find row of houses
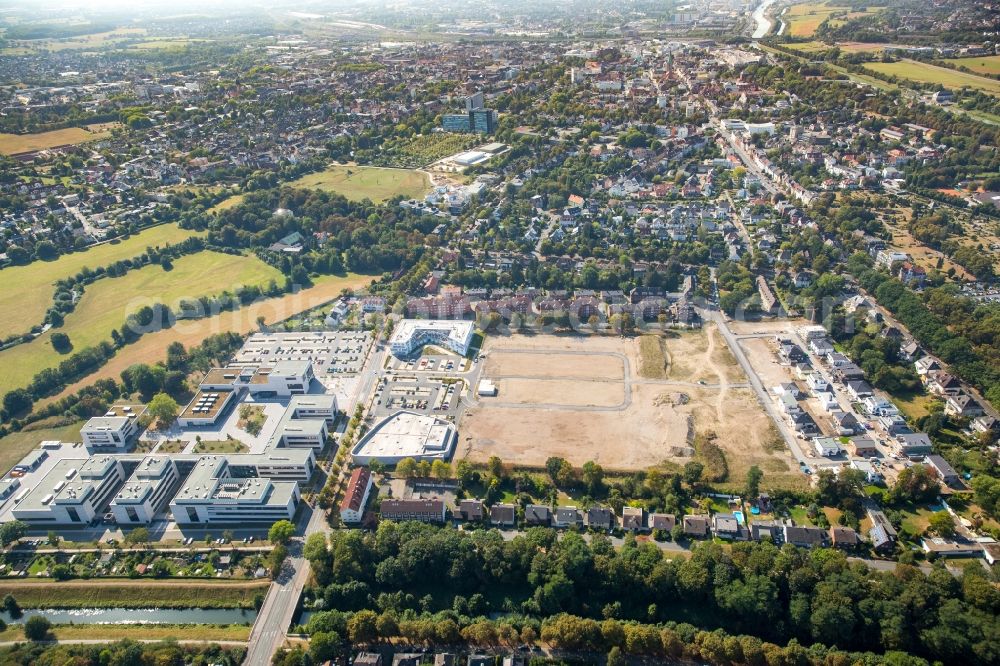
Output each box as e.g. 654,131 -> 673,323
364,492 -> 868,550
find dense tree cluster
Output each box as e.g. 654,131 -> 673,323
302,523 -> 999,664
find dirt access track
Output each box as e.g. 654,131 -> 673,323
459,326 -> 801,483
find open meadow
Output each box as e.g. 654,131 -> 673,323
0,250 -> 282,392
942,54 -> 1000,76
0,578 -> 269,609
0,223 -> 205,339
35,271 -> 376,409
0,123 -> 119,156
784,3 -> 847,37
865,60 -> 1000,96
460,328 -> 802,486
287,164 -> 430,203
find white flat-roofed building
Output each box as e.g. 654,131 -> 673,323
288,394 -> 337,424
81,404 -> 145,452
110,457 -> 180,525
225,450 -> 317,482
247,360 -> 313,397
267,396 -> 335,451
170,456 -> 301,525
351,410 -> 457,464
13,456 -> 123,526
177,388 -> 239,427
389,319 -> 475,357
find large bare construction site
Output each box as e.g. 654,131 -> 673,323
459,325 -> 803,486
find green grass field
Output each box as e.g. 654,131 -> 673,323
0,123 -> 118,156
0,579 -> 269,609
0,623 -> 251,642
0,418 -> 83,475
942,54 -> 1000,76
865,60 -> 1000,96
0,250 -> 282,392
287,164 -> 430,203
0,223 -> 205,339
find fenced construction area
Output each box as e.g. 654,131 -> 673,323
459,327 -> 801,485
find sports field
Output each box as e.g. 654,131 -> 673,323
0,251 -> 282,392
35,272 -> 376,409
943,55 -> 1000,76
0,223 -> 205,339
0,123 -> 119,155
865,60 -> 1000,96
287,164 -> 430,203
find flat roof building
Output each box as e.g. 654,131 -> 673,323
110,456 -> 180,525
13,456 -> 124,526
81,404 -> 145,452
351,411 -> 458,465
170,456 -> 301,525
389,319 -> 474,357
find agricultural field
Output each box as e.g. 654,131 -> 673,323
287,164 -> 430,203
942,54 -> 1000,76
128,38 -> 210,51
787,41 -> 903,55
36,272 -> 375,408
459,328 -> 800,486
10,27 -> 148,52
865,60 -> 1000,97
0,223 -> 205,339
0,251 -> 283,392
0,123 -> 119,156
784,3 -> 850,38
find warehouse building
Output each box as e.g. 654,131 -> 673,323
351,411 -> 457,465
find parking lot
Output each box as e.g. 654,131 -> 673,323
231,331 -> 374,383
370,352 -> 478,422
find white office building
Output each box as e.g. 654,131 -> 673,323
247,360 -> 314,397
13,456 -> 124,525
351,411 -> 457,464
110,457 -> 180,525
389,319 -> 475,357
81,404 -> 145,452
170,456 -> 301,525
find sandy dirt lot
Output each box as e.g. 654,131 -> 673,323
667,325 -> 746,384
460,331 -> 801,484
485,350 -> 624,380
495,378 -> 624,407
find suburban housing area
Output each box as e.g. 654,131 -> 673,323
0,0 -> 998,665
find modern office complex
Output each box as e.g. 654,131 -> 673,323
169,455 -> 303,525
389,319 -> 475,357
440,108 -> 498,134
81,404 -> 145,452
13,456 -> 125,526
351,410 -> 457,465
110,457 -> 180,525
